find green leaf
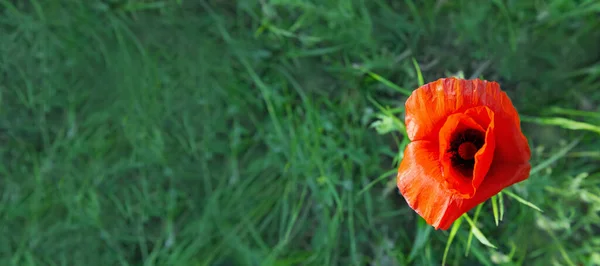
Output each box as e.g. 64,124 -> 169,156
463,214 -> 497,249
366,95 -> 408,136
412,58 -> 424,86
491,195 -> 499,226
442,216 -> 463,266
446,70 -> 465,79
369,114 -> 402,135
502,190 -> 543,212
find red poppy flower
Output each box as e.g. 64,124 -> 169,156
397,77 -> 531,230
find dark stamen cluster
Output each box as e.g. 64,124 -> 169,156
447,129 -> 485,177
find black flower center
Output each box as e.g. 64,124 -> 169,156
448,129 -> 485,176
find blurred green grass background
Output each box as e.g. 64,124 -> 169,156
1,0 -> 599,265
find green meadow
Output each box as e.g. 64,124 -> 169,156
1,0 -> 599,265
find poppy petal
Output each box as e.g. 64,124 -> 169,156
464,106 -> 496,192
494,115 -> 530,163
438,113 -> 485,197
435,161 -> 531,230
397,141 -> 453,229
405,78 -> 529,164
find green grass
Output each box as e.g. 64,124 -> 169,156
1,0 -> 599,265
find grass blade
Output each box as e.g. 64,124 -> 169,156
544,226 -> 577,266
364,71 -> 412,96
491,195 -> 499,226
548,107 -> 600,118
412,58 -> 424,86
502,190 -> 543,212
358,169 -> 397,195
521,115 -> 600,135
442,216 -> 463,266
465,204 -> 483,256
463,214 -> 497,249
408,218 -> 433,262
499,192 -> 504,221
530,137 -> 581,175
